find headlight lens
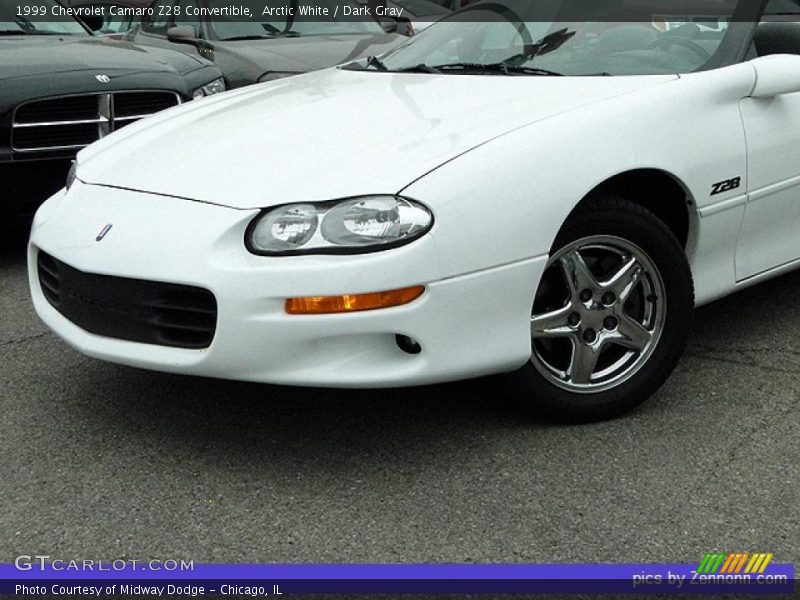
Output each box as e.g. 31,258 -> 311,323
258,71 -> 300,83
250,204 -> 319,253
193,77 -> 226,99
66,161 -> 77,191
247,196 -> 433,256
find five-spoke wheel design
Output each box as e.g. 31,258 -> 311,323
530,235 -> 666,393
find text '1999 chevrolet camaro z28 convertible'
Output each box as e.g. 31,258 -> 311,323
28,0 -> 800,422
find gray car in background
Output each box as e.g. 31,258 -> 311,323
128,0 -> 405,88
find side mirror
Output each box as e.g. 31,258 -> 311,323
378,17 -> 398,34
166,25 -> 198,43
750,54 -> 800,98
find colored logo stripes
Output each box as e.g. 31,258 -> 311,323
697,552 -> 774,574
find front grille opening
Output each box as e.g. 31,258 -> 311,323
115,92 -> 179,118
37,251 -> 217,350
147,293 -> 218,348
15,95 -> 99,124
37,252 -> 61,306
13,123 -> 99,151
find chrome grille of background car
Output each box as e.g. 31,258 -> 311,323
12,92 -> 181,152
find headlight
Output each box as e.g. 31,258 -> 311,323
258,71 -> 301,83
66,161 -> 77,191
193,77 -> 226,99
246,196 -> 433,256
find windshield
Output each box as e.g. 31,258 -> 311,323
377,0 -> 748,76
0,0 -> 90,36
211,0 -> 385,40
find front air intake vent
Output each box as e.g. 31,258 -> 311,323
37,251 -> 217,349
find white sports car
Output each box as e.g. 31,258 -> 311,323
28,0 -> 800,421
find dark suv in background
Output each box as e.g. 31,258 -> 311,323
0,0 -> 225,224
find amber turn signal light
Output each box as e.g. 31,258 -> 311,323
286,286 -> 425,315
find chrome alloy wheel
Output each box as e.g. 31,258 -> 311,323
530,235 -> 667,393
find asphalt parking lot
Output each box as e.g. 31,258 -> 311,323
1,228 -> 798,567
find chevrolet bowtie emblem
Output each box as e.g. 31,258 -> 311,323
96,224 -> 113,242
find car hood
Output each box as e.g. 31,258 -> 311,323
78,68 -> 677,209
219,33 -> 405,73
0,36 -> 203,81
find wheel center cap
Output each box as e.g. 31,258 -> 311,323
577,297 -> 617,342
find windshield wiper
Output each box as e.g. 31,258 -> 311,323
364,57 -> 439,73
505,28 -> 577,66
395,63 -> 441,73
357,59 -> 604,77
366,55 -> 388,71
221,22 -> 301,40
220,34 -> 276,41
432,62 -> 564,76
0,29 -> 69,36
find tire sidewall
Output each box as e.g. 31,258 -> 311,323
513,197 -> 694,422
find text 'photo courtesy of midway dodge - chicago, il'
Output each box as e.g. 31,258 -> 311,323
27,0 -> 800,422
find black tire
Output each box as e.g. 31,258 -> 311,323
508,194 -> 694,423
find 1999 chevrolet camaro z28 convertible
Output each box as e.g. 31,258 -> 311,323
27,0 -> 800,421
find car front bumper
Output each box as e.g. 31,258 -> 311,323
28,182 -> 547,387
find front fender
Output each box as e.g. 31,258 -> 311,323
401,63 -> 755,302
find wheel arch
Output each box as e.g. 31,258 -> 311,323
568,168 -> 697,249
